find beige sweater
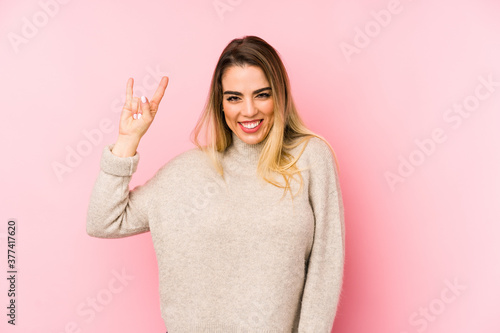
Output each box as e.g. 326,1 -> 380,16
86,131 -> 345,333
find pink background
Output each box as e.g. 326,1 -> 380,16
1,0 -> 499,332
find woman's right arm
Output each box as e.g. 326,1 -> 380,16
86,76 -> 169,238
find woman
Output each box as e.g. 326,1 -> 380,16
87,35 -> 345,333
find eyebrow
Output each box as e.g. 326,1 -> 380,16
223,87 -> 272,96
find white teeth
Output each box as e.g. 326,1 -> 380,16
241,120 -> 261,129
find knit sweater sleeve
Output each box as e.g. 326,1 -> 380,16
86,143 -> 157,238
298,138 -> 346,333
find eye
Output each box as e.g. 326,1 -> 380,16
226,96 -> 240,102
257,92 -> 271,98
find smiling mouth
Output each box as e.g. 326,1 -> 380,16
239,119 -> 263,129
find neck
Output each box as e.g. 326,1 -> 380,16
227,131 -> 266,163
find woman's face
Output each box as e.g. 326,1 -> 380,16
221,64 -> 274,145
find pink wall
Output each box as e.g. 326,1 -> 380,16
1,0 -> 499,332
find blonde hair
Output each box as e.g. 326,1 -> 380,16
190,35 -> 340,201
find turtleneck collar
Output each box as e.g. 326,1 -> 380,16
227,131 -> 266,163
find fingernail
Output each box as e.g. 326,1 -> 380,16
141,96 -> 146,103
133,114 -> 137,119
137,113 -> 142,119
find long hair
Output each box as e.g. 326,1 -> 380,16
190,35 -> 340,201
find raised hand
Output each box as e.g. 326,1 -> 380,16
112,76 -> 169,157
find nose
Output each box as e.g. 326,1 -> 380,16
241,99 -> 258,118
